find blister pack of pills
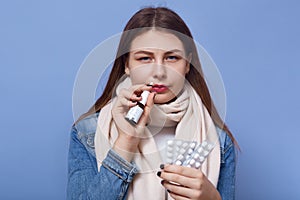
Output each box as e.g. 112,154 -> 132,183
165,139 -> 196,164
165,139 -> 215,169
183,140 -> 215,169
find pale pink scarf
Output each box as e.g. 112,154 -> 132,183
95,78 -> 220,200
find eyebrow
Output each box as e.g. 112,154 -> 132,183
165,49 -> 184,55
133,50 -> 153,55
133,49 -> 184,55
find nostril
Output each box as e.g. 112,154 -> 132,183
153,65 -> 167,79
153,73 -> 166,79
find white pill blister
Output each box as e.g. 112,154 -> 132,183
165,139 -> 197,164
183,140 -> 215,169
173,141 -> 198,166
165,139 -> 215,170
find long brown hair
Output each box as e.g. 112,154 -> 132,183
75,7 -> 238,147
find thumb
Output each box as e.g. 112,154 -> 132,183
138,92 -> 156,126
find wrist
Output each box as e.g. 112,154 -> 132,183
113,135 -> 140,162
114,136 -> 139,152
116,133 -> 140,150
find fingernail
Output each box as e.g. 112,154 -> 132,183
160,180 -> 164,185
157,171 -> 161,177
167,189 -> 171,193
153,92 -> 157,98
160,164 -> 164,169
147,82 -> 154,86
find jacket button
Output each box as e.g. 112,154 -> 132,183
86,134 -> 95,148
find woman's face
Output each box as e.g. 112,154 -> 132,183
126,30 -> 190,104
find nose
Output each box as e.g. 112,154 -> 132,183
152,63 -> 166,80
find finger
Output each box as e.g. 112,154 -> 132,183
138,92 -> 156,126
131,84 -> 153,97
159,170 -> 201,189
119,98 -> 137,108
119,84 -> 152,102
118,88 -> 142,102
162,181 -> 194,200
168,191 -> 190,200
146,92 -> 156,107
163,164 -> 204,179
143,92 -> 155,113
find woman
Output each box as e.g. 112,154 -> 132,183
68,7 -> 237,200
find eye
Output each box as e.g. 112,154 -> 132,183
166,55 -> 179,61
137,57 -> 152,62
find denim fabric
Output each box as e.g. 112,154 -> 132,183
216,127 -> 236,200
67,113 -> 236,200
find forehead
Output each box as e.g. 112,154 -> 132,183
130,30 -> 184,52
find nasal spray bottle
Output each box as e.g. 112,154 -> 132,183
125,83 -> 153,125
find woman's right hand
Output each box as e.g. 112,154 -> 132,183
111,84 -> 155,162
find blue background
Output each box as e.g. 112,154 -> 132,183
1,0 -> 299,199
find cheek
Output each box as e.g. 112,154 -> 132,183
128,65 -> 152,84
168,69 -> 186,93
173,78 -> 185,96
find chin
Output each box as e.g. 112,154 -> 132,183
153,94 -> 176,104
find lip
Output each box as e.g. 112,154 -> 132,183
151,84 -> 169,93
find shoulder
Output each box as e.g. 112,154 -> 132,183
216,126 -> 233,151
216,127 -> 236,199
216,126 -> 235,164
73,112 -> 99,134
71,112 -> 99,154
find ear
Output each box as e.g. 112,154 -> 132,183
125,61 -> 130,75
125,67 -> 130,75
185,53 -> 192,74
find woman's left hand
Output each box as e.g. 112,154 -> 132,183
159,164 -> 221,200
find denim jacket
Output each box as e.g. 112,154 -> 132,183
67,112 -> 236,200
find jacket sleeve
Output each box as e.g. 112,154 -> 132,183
217,131 -> 236,200
67,126 -> 138,200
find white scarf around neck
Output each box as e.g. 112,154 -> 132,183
95,77 -> 220,200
